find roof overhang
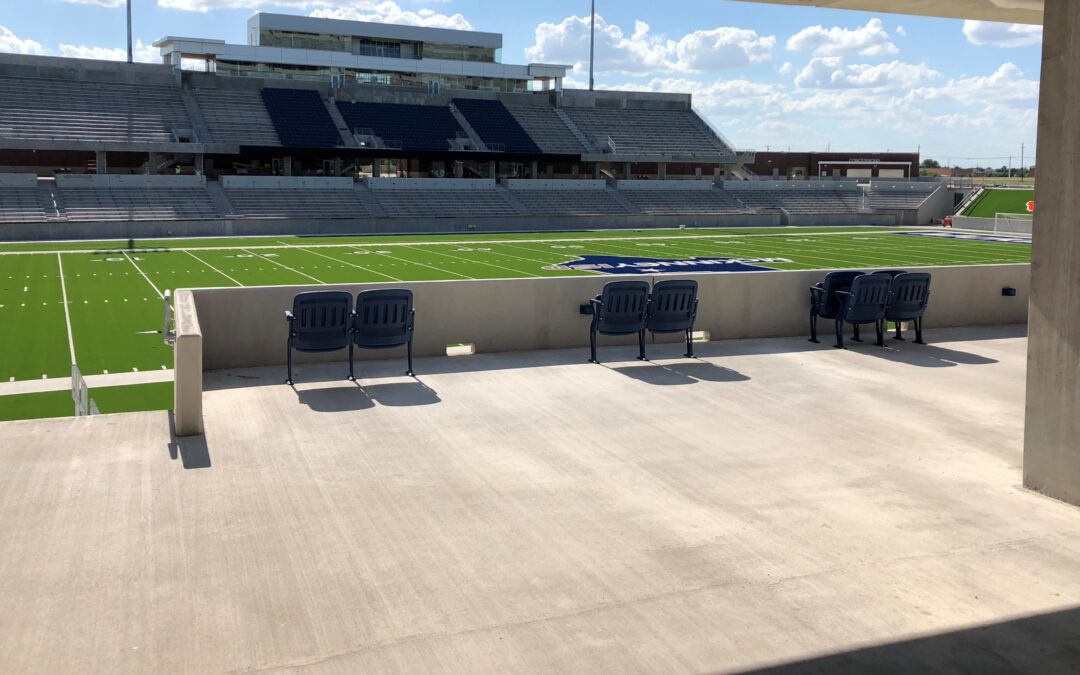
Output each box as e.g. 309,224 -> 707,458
730,0 -> 1043,24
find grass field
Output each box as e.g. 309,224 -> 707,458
962,188 -> 1035,218
0,382 -> 172,422
0,225 -> 1031,389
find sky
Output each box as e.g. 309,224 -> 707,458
0,0 -> 1043,165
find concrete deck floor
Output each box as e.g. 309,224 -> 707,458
2,325 -> 1080,673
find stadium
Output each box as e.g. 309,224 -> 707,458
2,1 -> 1080,672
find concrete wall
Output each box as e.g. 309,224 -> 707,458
722,180 -> 861,192
784,213 -> 898,227
506,180 -> 607,191
916,185 -> 953,225
0,173 -> 37,187
364,178 -> 498,190
615,180 -> 715,191
220,176 -> 354,190
1023,0 -> 1080,506
54,174 -> 207,188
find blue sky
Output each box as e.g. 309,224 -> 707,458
0,0 -> 1043,165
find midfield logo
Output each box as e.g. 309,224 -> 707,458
546,254 -> 790,275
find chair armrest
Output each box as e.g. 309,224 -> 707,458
284,310 -> 294,322
835,290 -> 852,298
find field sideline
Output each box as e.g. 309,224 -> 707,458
0,226 -> 1030,386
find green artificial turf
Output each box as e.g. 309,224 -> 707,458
0,226 -> 1031,386
0,382 -> 173,422
962,188 -> 1035,218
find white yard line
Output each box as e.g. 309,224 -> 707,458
123,251 -> 163,297
184,250 -> 244,286
242,248 -> 325,284
276,241 -> 402,282
407,245 -> 540,278
55,253 -> 76,365
362,247 -> 474,280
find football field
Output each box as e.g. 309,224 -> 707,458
0,226 -> 1031,386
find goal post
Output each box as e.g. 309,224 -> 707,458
994,212 -> 1034,234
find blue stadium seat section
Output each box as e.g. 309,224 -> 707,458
261,88 -> 342,148
452,98 -> 541,154
336,101 -> 464,152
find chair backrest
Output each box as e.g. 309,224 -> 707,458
596,281 -> 650,334
817,271 -> 866,319
873,269 -> 908,278
842,274 -> 892,323
353,289 -> 413,348
885,272 -> 932,321
290,291 -> 352,351
646,280 -> 698,333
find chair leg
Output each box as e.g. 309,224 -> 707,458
809,309 -> 819,343
894,320 -> 905,341
834,320 -> 845,349
685,328 -> 695,358
914,318 -> 926,345
286,341 -> 294,385
347,341 -> 355,381
852,324 -> 862,342
637,329 -> 647,361
588,324 -> 598,364
406,338 -> 415,377
876,320 -> 885,347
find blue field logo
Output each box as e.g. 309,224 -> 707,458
547,254 -> 789,274
896,231 -> 1032,245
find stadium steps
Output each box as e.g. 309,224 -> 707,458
353,184 -> 387,218
562,107 -> 728,156
55,186 -> 219,222
223,188 -> 370,219
205,182 -> 236,218
38,183 -> 63,222
497,185 -> 530,216
193,89 -> 280,146
554,108 -> 597,153
325,98 -> 360,148
447,103 -> 488,151
607,187 -> 641,214
504,105 -> 588,155
180,88 -> 211,144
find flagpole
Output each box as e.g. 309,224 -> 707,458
127,0 -> 133,64
589,0 -> 595,91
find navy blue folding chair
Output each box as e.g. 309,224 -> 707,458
809,271 -> 865,343
834,274 -> 892,349
350,289 -> 416,379
885,272 -> 932,343
588,281 -> 650,363
284,291 -> 353,385
873,269 -> 908,279
646,280 -> 699,358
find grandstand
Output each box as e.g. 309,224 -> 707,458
723,184 -> 863,213
619,182 -> 750,215
53,176 -> 217,222
506,181 -> 632,216
561,106 -> 729,156
193,88 -> 280,146
452,99 -> 540,154
368,181 -> 520,218
336,101 -> 465,151
261,88 -> 342,148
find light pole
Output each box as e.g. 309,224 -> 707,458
126,0 -> 133,64
589,0 -> 595,91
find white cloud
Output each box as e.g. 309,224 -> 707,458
962,20 -> 1042,47
0,24 -> 45,55
59,0 -> 125,6
795,57 -> 939,90
309,4 -> 472,30
906,62 -> 1039,105
58,40 -> 158,63
787,18 -> 898,56
896,26 -> 907,38
526,14 -> 774,76
156,0 -> 470,29
778,61 -> 794,76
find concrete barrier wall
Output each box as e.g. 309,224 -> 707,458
0,173 -> 37,187
364,178 -> 498,190
723,180 -> 861,192
220,176 -> 354,190
870,180 -> 941,192
186,263 -> 1029,372
54,174 -> 207,188
615,180 -> 715,191
784,213 -> 898,227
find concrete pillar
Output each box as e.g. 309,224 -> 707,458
623,163 -> 632,179
454,161 -> 463,179
658,163 -> 668,180
530,161 -> 538,179
194,154 -> 205,175
1024,0 -> 1080,506
94,150 -> 107,175
372,159 -> 381,178
147,152 -> 160,175
591,165 -> 599,180
488,161 -> 497,178
282,156 -> 292,177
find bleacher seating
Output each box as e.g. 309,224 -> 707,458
225,189 -> 369,219
562,107 -> 726,155
511,189 -> 631,216
371,190 -> 518,218
868,190 -> 934,209
452,99 -> 540,154
0,76 -> 191,143
194,89 -> 280,146
620,188 -> 749,215
505,106 -> 588,154
56,187 -> 218,222
261,88 -> 342,148
336,101 -> 463,152
0,187 -> 46,223
725,188 -> 860,213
